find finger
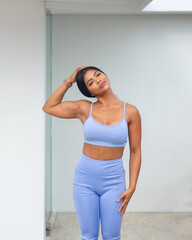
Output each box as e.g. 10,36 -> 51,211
77,66 -> 85,72
118,200 -> 128,213
122,203 -> 129,215
81,65 -> 88,70
117,196 -> 122,202
121,206 -> 126,216
78,66 -> 84,70
79,66 -> 86,69
118,206 -> 122,213
118,202 -> 124,213
77,66 -> 85,70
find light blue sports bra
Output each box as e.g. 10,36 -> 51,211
83,102 -> 128,147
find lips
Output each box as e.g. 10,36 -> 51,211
100,81 -> 105,88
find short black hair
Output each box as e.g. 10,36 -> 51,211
76,66 -> 107,98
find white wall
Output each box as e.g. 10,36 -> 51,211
0,1 -> 46,240
52,14 -> 192,212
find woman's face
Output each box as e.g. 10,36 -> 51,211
83,69 -> 110,96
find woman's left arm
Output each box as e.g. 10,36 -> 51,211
117,105 -> 142,215
128,106 -> 142,192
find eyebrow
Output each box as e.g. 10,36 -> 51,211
87,70 -> 97,84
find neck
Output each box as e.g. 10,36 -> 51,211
95,88 -> 120,106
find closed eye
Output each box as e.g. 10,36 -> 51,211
89,73 -> 101,86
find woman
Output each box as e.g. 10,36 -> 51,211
42,65 -> 142,240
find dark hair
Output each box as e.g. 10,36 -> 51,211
76,66 -> 107,98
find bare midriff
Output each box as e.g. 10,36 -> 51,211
82,142 -> 125,161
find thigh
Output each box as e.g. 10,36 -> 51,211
73,168 -> 100,240
99,174 -> 126,240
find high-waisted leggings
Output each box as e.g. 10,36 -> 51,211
73,152 -> 126,240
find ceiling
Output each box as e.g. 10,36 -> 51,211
45,0 -> 192,14
45,0 -> 153,14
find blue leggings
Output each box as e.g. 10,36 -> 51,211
73,152 -> 126,240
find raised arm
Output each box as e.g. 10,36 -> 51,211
42,82 -> 81,119
42,66 -> 86,119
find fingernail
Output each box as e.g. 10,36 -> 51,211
117,199 -> 119,202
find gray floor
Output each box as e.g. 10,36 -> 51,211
47,212 -> 192,240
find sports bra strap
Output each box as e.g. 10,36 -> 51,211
123,102 -> 126,118
89,102 -> 93,116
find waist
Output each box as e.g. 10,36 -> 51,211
83,142 -> 124,160
75,152 -> 125,178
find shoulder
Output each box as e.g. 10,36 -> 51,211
76,99 -> 92,109
125,102 -> 141,123
76,99 -> 92,105
76,99 -> 93,117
